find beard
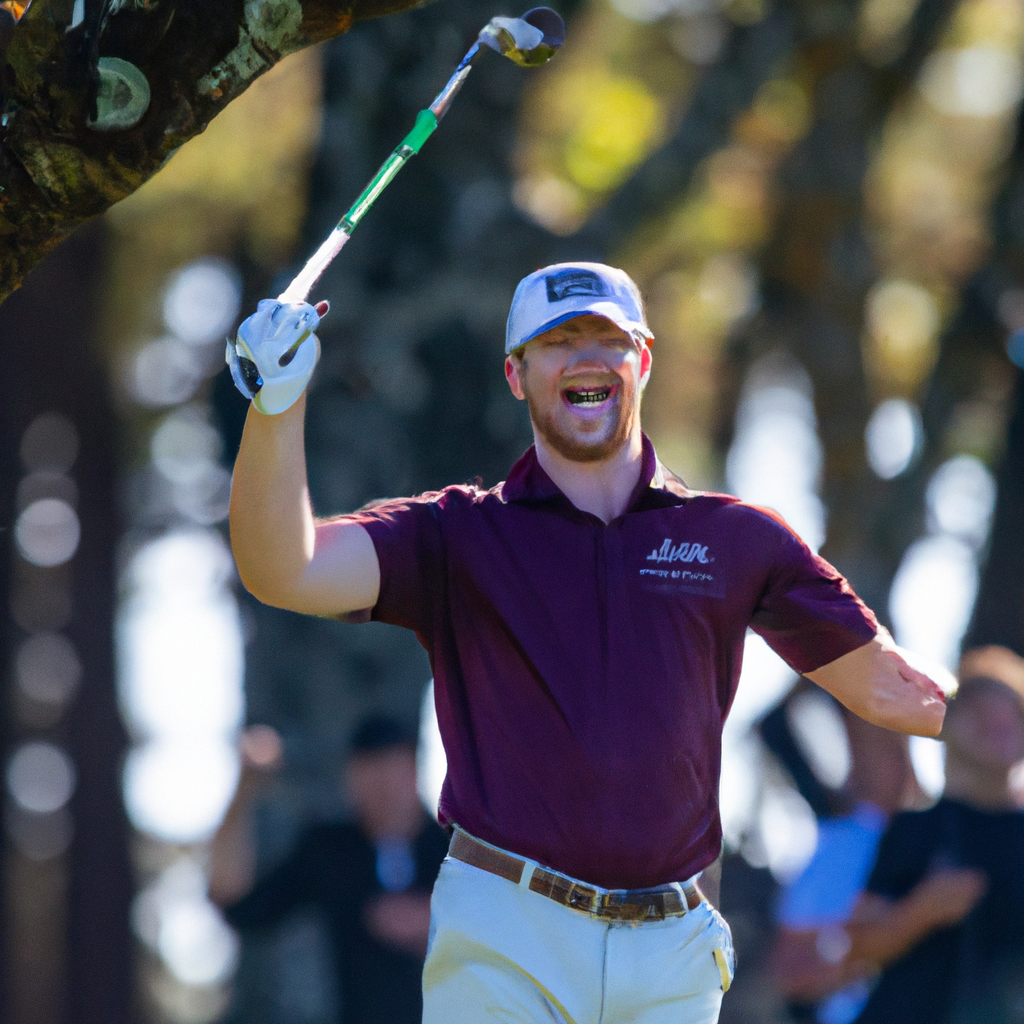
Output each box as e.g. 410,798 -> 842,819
523,375 -> 637,464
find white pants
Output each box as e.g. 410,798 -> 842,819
423,854 -> 735,1024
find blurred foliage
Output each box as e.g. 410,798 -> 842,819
513,4 -> 690,231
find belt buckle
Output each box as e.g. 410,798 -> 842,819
565,881 -> 596,914
625,890 -> 664,923
536,865 -> 689,923
587,888 -> 660,923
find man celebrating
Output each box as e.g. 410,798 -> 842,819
227,262 -> 947,1024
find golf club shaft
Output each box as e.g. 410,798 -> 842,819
277,46 -> 483,305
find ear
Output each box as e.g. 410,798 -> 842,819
505,355 -> 526,400
639,341 -> 653,389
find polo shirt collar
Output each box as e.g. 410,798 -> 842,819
501,433 -> 686,512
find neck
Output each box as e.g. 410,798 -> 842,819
943,751 -> 1019,811
533,428 -> 645,523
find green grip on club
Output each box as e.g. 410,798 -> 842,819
405,108 -> 439,152
340,109 -> 439,233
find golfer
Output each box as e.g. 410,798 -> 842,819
227,262 -> 947,1024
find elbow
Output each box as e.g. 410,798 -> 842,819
231,550 -> 298,612
228,523 -> 304,611
231,548 -> 272,605
234,558 -> 268,604
235,567 -> 301,613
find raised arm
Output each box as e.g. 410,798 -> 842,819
807,630 -> 948,736
227,300 -> 380,616
208,725 -> 285,907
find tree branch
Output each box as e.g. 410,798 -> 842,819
0,0 -> 432,303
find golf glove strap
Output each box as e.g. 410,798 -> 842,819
227,299 -> 324,415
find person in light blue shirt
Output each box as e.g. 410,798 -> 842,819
773,708 -> 921,1024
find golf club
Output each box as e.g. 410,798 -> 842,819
276,7 -> 566,306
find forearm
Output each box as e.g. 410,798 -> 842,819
207,789 -> 260,907
846,894 -> 943,971
229,396 -> 317,607
807,633 -> 947,736
773,928 -> 868,1002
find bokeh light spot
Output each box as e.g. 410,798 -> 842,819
15,498 -> 81,567
910,735 -> 946,799
726,356 -> 825,551
890,535 -> 978,668
925,455 -> 996,546
787,689 -> 851,790
159,899 -> 239,986
162,258 -> 242,348
919,45 -> 1024,117
6,805 -> 74,861
132,337 -> 204,407
150,407 -> 224,485
123,739 -> 240,844
20,412 -> 79,474
15,631 -> 82,706
7,741 -> 76,814
865,398 -> 923,479
865,280 -> 940,393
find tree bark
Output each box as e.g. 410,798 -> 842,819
0,0 -> 430,305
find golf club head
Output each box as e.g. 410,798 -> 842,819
479,7 -> 566,67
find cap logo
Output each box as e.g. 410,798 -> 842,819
545,269 -> 609,303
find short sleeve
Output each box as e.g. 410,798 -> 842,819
342,495 -> 444,635
747,507 -> 878,674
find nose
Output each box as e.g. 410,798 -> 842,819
566,342 -> 619,369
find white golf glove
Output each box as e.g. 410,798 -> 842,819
226,299 -> 327,415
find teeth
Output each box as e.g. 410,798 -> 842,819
566,388 -> 611,406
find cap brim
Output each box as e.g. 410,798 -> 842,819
508,305 -> 653,355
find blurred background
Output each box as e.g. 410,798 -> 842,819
1,0 -> 1023,1020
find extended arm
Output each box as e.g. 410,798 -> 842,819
227,300 -> 380,616
772,867 -> 986,1000
807,631 -> 948,736
772,925 -> 868,1003
845,868 -> 986,972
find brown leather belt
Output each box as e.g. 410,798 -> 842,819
449,829 -> 703,922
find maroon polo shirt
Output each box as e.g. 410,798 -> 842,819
344,435 -> 878,889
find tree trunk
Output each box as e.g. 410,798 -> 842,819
965,369 -> 1024,656
0,220 -> 132,1024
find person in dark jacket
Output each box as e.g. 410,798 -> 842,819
208,715 -> 449,1024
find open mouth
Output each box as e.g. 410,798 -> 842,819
564,387 -> 613,406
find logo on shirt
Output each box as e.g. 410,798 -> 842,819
638,537 -> 722,596
646,538 -> 711,565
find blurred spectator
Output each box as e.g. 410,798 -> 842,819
847,646 -> 1024,1024
772,705 -> 921,1024
758,684 -> 846,822
208,715 -> 449,1024
718,852 -> 789,1024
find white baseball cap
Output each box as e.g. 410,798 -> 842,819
505,262 -> 653,355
